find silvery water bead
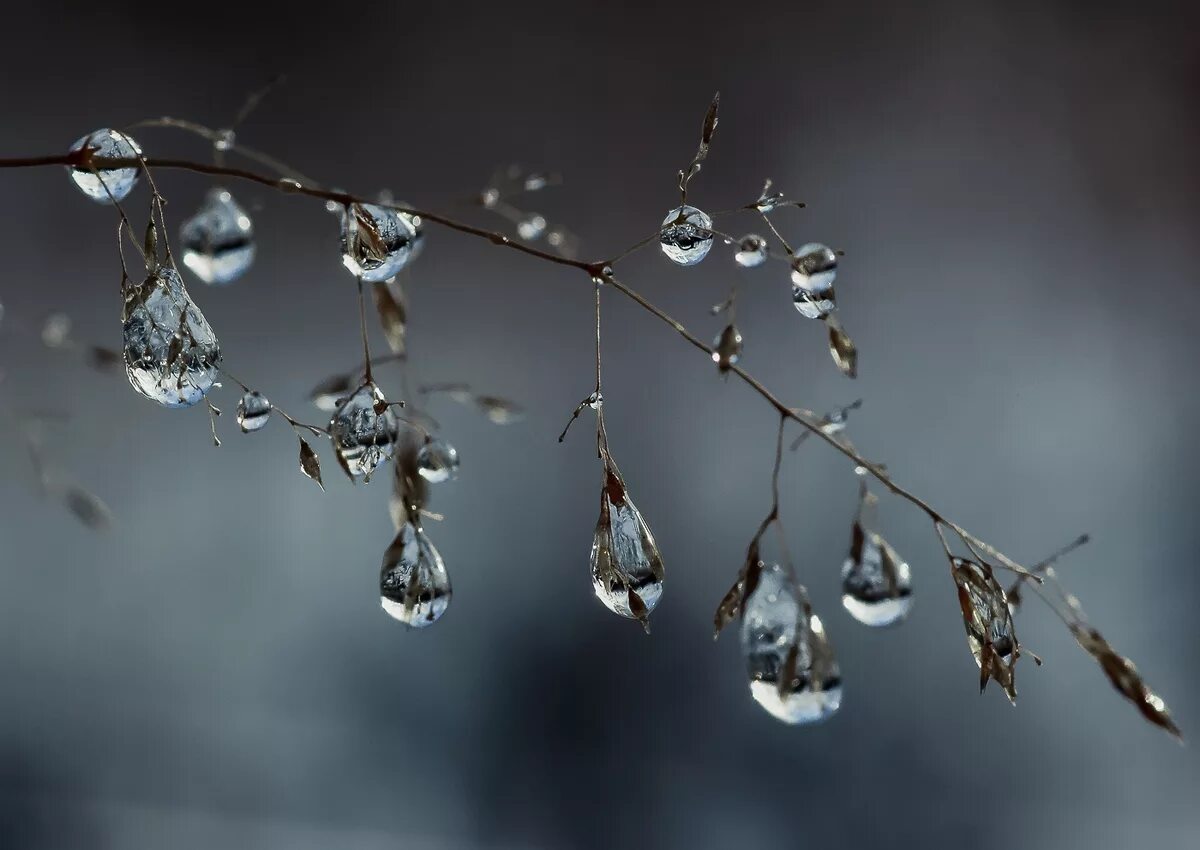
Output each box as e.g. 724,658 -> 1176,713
236,391 -> 272,433
735,234 -> 768,268
67,129 -> 142,203
380,521 -> 452,627
180,188 -> 256,285
660,205 -> 714,266
841,529 -> 914,627
417,437 -> 459,483
328,382 -> 399,479
790,243 -> 838,319
341,202 -> 417,282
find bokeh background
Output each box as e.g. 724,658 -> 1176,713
1,1 -> 1198,847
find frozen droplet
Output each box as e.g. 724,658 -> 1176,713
842,526 -> 913,627
328,382 -> 398,480
790,243 -> 838,319
590,464 -> 664,625
180,188 -> 256,285
517,213 -> 547,241
741,562 -> 842,725
712,324 -> 743,372
122,267 -> 221,408
380,520 -> 452,627
340,202 -> 417,283
417,437 -> 459,483
735,234 -> 768,268
236,390 -> 272,433
67,129 -> 141,203
660,205 -> 714,266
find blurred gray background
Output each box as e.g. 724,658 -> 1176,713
1,1 -> 1197,847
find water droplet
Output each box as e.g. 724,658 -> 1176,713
735,234 -> 768,268
417,437 -> 459,483
790,243 -> 838,319
328,382 -> 398,479
236,390 -> 272,433
741,562 -> 842,724
660,205 -> 714,266
122,267 -> 222,408
590,464 -> 664,625
41,313 -> 72,348
380,520 -> 452,627
712,324 -> 743,372
179,188 -> 256,285
213,128 -> 236,151
67,129 -> 141,203
517,213 -> 547,241
842,526 -> 913,627
340,202 -> 416,283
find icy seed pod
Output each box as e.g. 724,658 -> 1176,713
122,267 -> 221,408
236,391 -> 272,433
590,462 -> 664,627
712,324 -> 743,372
660,205 -> 714,266
841,525 -> 913,627
380,520 -> 452,627
790,243 -> 838,319
340,202 -> 417,282
417,437 -> 459,483
741,562 -> 842,725
180,188 -> 256,285
328,382 -> 398,480
517,213 -> 547,241
67,129 -> 142,203
735,234 -> 768,268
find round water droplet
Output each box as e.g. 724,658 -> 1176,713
380,521 -> 452,627
123,267 -> 221,408
340,203 -> 416,283
417,437 -> 459,483
328,382 -> 398,479
735,234 -> 768,268
841,531 -> 914,627
790,243 -> 838,319
236,390 -> 272,433
67,129 -> 141,203
180,188 -> 256,285
517,213 -> 547,241
660,205 -> 714,266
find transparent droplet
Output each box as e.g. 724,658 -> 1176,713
236,390 -> 272,433
122,267 -> 222,408
735,234 -> 768,268
524,173 -> 549,191
660,205 -> 714,266
340,202 -> 417,283
67,129 -> 141,203
741,563 -> 842,725
41,313 -> 72,348
590,465 -> 664,624
791,243 -> 838,319
517,213 -> 547,241
180,188 -> 256,285
417,437 -> 459,483
712,324 -> 743,372
328,382 -> 398,479
380,520 -> 452,627
842,528 -> 913,627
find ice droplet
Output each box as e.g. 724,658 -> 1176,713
180,188 -> 256,285
735,234 -> 768,268
380,520 -> 452,627
340,202 -> 417,283
790,243 -> 838,319
590,464 -> 664,625
328,382 -> 398,479
660,205 -> 714,266
67,129 -> 141,203
236,390 -> 272,433
417,437 -> 459,483
741,563 -> 842,725
841,526 -> 913,627
122,267 -> 221,408
517,213 -> 547,241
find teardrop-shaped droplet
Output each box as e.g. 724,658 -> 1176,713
417,437 -> 459,483
741,562 -> 842,725
380,520 -> 452,627
711,324 -> 743,372
735,234 -> 768,268
328,382 -> 398,479
122,267 -> 221,408
791,243 -> 838,319
340,202 -> 417,283
841,525 -> 913,627
236,390 -> 272,433
180,188 -> 256,285
660,205 -> 714,266
67,129 -> 141,203
590,465 -> 664,625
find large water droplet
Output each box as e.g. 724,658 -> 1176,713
328,382 -> 398,479
841,527 -> 913,627
180,188 -> 256,285
417,437 -> 459,483
735,234 -> 768,268
660,205 -> 714,266
741,562 -> 842,725
236,390 -> 272,433
380,520 -> 452,627
790,243 -> 838,319
341,203 -> 416,283
590,466 -> 664,625
67,129 -> 141,203
122,267 -> 221,408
